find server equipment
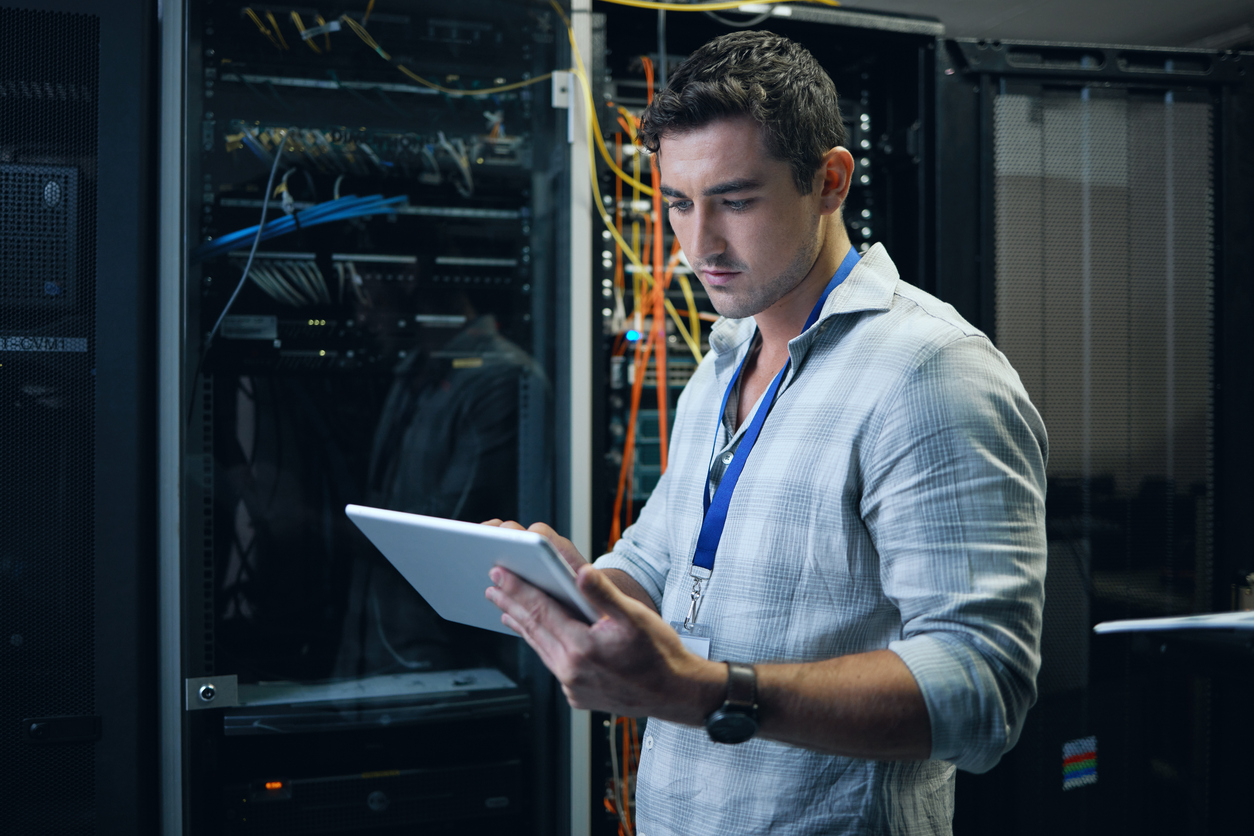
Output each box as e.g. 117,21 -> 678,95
163,2 -> 572,833
588,5 -> 1254,835
936,36 -> 1254,836
0,1 -> 158,833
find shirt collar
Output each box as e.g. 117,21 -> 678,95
706,243 -> 899,359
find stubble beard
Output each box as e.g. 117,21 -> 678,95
702,215 -> 823,321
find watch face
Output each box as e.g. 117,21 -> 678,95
706,708 -> 758,745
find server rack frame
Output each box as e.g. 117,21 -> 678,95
935,36 -> 1254,836
0,0 -> 159,833
158,1 -> 596,833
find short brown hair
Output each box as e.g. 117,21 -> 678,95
638,31 -> 847,195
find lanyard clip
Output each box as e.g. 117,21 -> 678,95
683,566 -> 712,631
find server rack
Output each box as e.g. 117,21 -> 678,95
0,1 -> 159,833
936,37 -> 1254,836
159,2 -> 585,833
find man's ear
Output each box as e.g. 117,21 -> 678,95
817,146 -> 855,217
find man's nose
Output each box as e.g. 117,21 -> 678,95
687,205 -> 725,262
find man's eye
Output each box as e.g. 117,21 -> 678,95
666,201 -> 692,213
724,199 -> 751,211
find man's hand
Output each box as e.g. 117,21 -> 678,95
480,520 -> 661,613
481,519 -> 587,572
481,521 -> 723,721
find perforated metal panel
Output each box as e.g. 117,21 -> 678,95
994,86 -> 1214,653
0,164 -> 79,307
0,7 -> 99,834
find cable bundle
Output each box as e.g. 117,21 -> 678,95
231,258 -> 331,307
192,193 -> 408,261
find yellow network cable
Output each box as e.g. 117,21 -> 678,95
677,272 -> 700,343
550,0 -> 702,359
290,12 -> 322,54
580,66 -> 703,359
340,16 -> 553,96
265,11 -> 290,49
243,8 -> 283,50
549,1 -> 654,196
314,15 -> 332,51
597,0 -> 839,10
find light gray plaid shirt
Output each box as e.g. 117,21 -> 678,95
595,244 -> 1048,836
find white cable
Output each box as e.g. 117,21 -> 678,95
282,261 -> 319,304
438,131 -> 473,197
608,716 -> 633,835
348,261 -> 370,306
263,265 -> 305,306
420,146 -> 441,183
253,265 -> 302,306
204,132 -> 286,351
280,168 -> 297,215
298,260 -> 331,304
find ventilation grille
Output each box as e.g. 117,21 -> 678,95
0,164 -> 79,306
993,86 -> 1214,696
0,7 -> 99,835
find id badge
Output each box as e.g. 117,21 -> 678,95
670,621 -> 712,659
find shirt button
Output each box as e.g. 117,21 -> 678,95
644,734 -> 654,750
720,452 -> 734,465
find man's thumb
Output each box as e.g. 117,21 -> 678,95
576,565 -> 628,619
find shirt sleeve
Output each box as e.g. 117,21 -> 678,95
861,335 -> 1048,775
592,463 -> 678,612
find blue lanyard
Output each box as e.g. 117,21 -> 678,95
691,247 -> 861,582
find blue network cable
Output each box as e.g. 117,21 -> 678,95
192,193 -> 409,261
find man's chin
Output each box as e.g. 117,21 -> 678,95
709,296 -> 765,321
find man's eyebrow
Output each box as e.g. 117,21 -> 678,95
659,180 -> 762,199
704,179 -> 761,196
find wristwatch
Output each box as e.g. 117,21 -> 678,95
705,662 -> 759,744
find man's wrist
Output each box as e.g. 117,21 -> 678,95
662,656 -> 726,727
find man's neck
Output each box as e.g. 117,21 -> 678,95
752,227 -> 852,359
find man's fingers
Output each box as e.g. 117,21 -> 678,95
527,522 -> 588,572
487,568 -> 589,663
480,518 -> 527,531
486,579 -> 566,667
526,521 -> 559,538
576,565 -> 632,621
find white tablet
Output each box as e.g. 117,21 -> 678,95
345,504 -> 600,636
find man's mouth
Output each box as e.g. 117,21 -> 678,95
700,269 -> 740,287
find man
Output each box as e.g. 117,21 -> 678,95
486,30 -> 1046,835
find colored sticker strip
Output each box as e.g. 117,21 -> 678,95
1062,736 -> 1097,790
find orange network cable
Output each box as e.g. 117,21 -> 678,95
622,715 -> 634,834
642,56 -> 669,474
609,325 -> 655,547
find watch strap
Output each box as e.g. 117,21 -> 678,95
724,662 -> 757,710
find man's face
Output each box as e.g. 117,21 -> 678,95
658,116 -> 825,320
